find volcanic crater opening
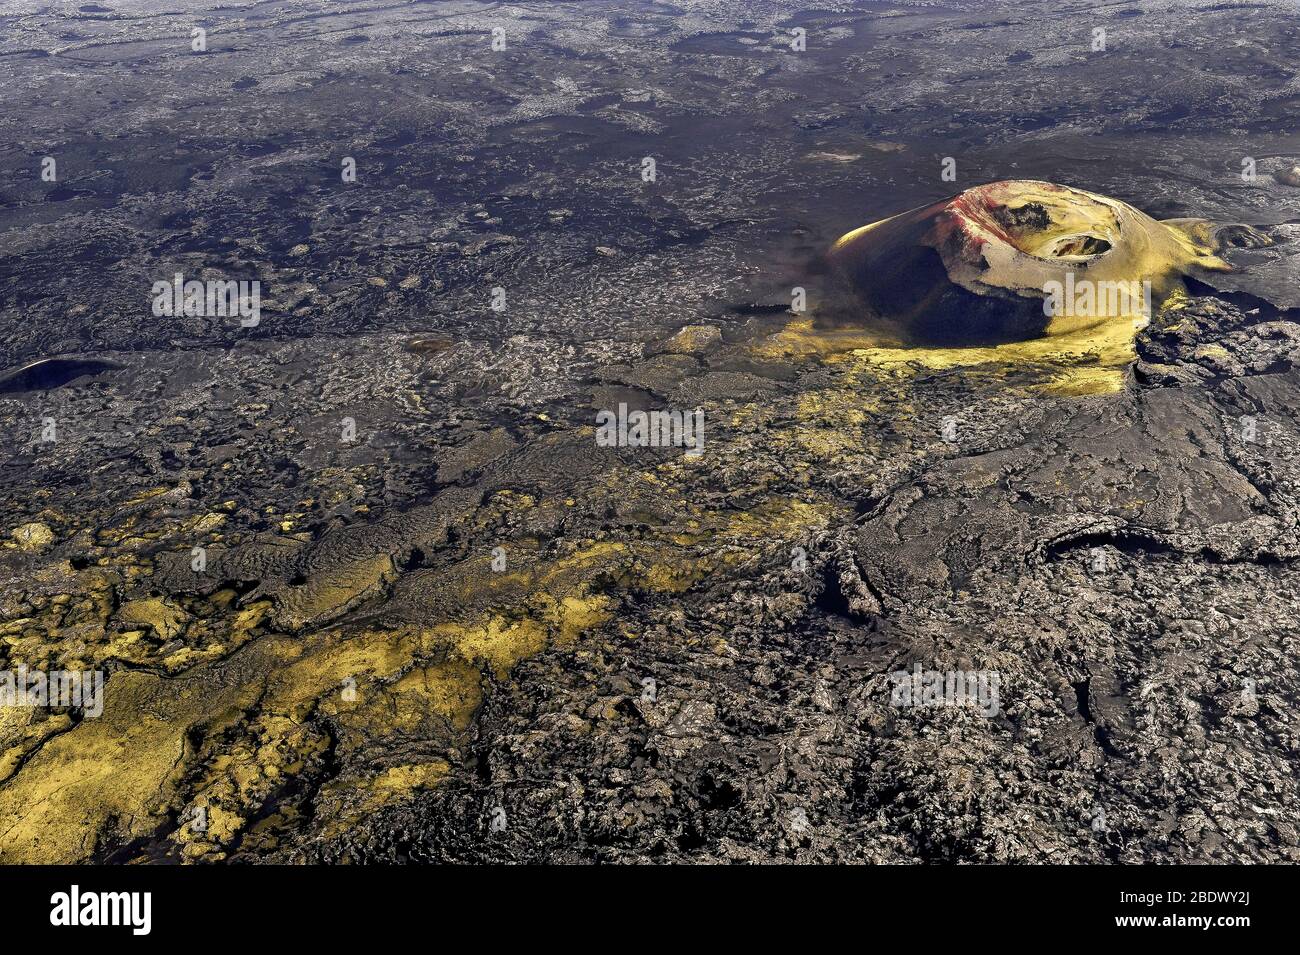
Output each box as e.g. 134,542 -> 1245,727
824,180 -> 1259,348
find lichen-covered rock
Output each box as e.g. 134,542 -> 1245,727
10,522 -> 54,552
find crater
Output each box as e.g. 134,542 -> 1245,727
0,357 -> 123,394
825,180 -> 1262,346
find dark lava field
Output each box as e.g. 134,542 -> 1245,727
1,0 -> 1300,864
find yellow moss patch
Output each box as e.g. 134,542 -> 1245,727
726,497 -> 835,540
429,592 -> 613,677
10,522 -> 54,552
370,761 -> 451,793
118,596 -> 189,641
0,668 -> 247,863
